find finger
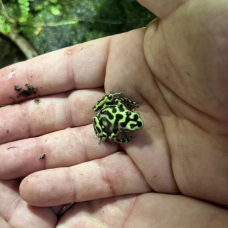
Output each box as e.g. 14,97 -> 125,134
0,37 -> 110,105
138,0 -> 185,18
125,194 -> 228,227
0,125 -> 118,180
0,180 -> 56,228
20,152 -> 152,206
0,89 -> 104,144
0,216 -> 12,228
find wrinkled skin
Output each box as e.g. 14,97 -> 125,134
0,0 -> 228,227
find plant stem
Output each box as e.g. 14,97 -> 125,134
0,0 -> 16,25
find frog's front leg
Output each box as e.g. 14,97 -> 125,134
109,131 -> 135,143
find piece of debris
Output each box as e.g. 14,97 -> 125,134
14,85 -> 22,91
34,98 -> 40,104
6,130 -> 9,133
14,84 -> 38,98
39,154 -> 46,159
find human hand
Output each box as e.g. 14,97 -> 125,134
0,180 -> 57,227
0,182 -> 227,228
0,0 -> 228,227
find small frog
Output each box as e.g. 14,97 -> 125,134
93,91 -> 144,143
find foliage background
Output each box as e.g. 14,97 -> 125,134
0,0 -> 156,68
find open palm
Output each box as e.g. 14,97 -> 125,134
0,0 -> 228,227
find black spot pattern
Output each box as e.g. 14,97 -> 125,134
118,105 -> 125,112
113,129 -> 118,134
106,111 -> 114,120
101,109 -> 115,120
94,123 -> 101,134
112,107 -> 117,113
120,113 -> 134,128
114,114 -> 124,128
137,121 -> 143,127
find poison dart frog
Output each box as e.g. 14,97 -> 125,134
93,91 -> 144,143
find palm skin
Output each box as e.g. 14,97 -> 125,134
0,0 -> 228,227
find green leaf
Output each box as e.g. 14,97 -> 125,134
50,6 -> 61,16
35,4 -> 43,11
0,23 -> 11,34
56,4 -> 62,9
0,17 -> 5,25
50,0 -> 58,3
19,17 -> 26,23
43,1 -> 49,6
24,1 -> 29,7
21,5 -> 29,11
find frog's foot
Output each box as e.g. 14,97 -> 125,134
118,97 -> 139,107
111,90 -> 123,97
105,139 -> 113,145
97,135 -> 109,144
109,134 -> 136,144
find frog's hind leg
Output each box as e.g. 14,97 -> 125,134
109,133 -> 136,144
112,91 -> 123,98
118,97 -> 139,107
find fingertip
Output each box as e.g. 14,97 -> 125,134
19,169 -> 73,207
19,173 -> 41,206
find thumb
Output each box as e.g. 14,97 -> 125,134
137,0 -> 186,18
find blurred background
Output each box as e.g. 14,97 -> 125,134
0,0 -> 156,68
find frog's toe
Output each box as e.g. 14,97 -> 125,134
129,134 -> 136,139
128,135 -> 136,142
105,139 -> 113,145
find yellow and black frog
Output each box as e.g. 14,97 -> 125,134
93,91 -> 144,144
